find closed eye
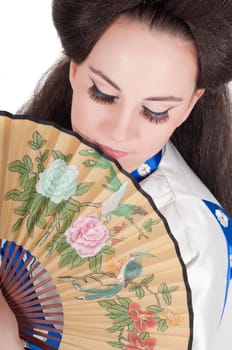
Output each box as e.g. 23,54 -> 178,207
88,80 -> 118,105
141,106 -> 170,124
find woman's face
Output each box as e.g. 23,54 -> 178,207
70,17 -> 204,172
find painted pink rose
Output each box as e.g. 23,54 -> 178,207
65,214 -> 109,258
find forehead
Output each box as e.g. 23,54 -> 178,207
86,17 -> 198,95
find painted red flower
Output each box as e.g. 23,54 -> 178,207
113,225 -> 122,233
128,302 -> 156,331
125,333 -> 156,350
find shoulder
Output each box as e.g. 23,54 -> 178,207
141,142 -> 231,348
140,141 -> 228,263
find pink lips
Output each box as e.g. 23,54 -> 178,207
97,143 -> 128,159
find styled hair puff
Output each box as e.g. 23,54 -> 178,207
52,0 -> 232,90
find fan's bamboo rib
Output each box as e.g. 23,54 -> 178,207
0,239 -> 11,278
2,241 -> 20,278
17,296 -> 62,308
21,330 -> 62,344
20,323 -> 62,335
6,262 -> 46,295
6,257 -> 44,292
3,247 -> 29,288
21,332 -> 58,350
19,316 -> 63,325
18,304 -> 63,312
15,285 -> 59,303
16,309 -> 63,317
5,255 -> 36,292
10,290 -> 61,306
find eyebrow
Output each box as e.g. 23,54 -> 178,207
89,66 -> 121,91
89,65 -> 183,102
145,96 -> 183,102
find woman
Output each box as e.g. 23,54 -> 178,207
1,0 -> 232,349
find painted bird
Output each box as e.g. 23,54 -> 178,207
75,252 -> 154,300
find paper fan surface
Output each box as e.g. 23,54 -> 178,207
0,112 -> 193,350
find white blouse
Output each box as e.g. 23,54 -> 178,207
140,142 -> 231,350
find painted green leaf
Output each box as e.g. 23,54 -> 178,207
110,204 -> 135,217
168,286 -> 179,293
114,317 -> 133,326
158,283 -> 168,294
28,131 -> 46,150
88,253 -> 102,271
23,155 -> 33,171
65,199 -> 81,212
4,189 -> 21,200
135,286 -> 145,299
140,332 -> 150,340
83,160 -> 97,168
61,215 -> 74,233
98,300 -> 117,309
101,246 -> 115,255
108,305 -> 128,315
9,160 -> 26,174
40,150 -> 49,163
46,240 -> 58,255
37,163 -> 45,173
117,297 -> 130,309
14,206 -> 28,216
52,150 -> 72,162
70,255 -> 84,268
25,176 -> 37,191
79,149 -> 101,159
108,313 -> 120,320
140,274 -> 154,286
12,218 -> 24,232
36,214 -> 47,229
30,195 -> 47,214
59,250 -> 76,268
45,200 -> 58,216
143,218 -> 161,232
162,291 -> 172,305
74,182 -> 95,196
26,215 -> 36,237
19,189 -> 35,202
107,324 -> 124,333
19,172 -> 29,188
147,305 -> 164,313
28,141 -> 40,150
107,341 -> 124,349
158,319 -> 168,332
128,323 -> 137,332
128,285 -> 137,292
104,175 -> 122,192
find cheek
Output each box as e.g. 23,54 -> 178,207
71,92 -> 95,132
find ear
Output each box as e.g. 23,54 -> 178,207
69,60 -> 78,89
177,88 -> 205,126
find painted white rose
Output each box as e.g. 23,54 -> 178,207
36,159 -> 78,203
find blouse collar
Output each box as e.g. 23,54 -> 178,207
130,150 -> 162,182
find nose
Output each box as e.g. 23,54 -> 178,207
103,106 -> 137,142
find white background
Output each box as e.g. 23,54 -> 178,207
0,1 -> 61,112
0,2 -> 231,348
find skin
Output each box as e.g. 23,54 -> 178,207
70,16 -> 204,172
0,291 -> 23,349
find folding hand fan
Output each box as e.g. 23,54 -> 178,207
0,112 -> 192,350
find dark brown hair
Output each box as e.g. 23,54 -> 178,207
19,0 -> 232,214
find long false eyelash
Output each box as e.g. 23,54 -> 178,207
142,106 -> 169,124
88,83 -> 116,105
